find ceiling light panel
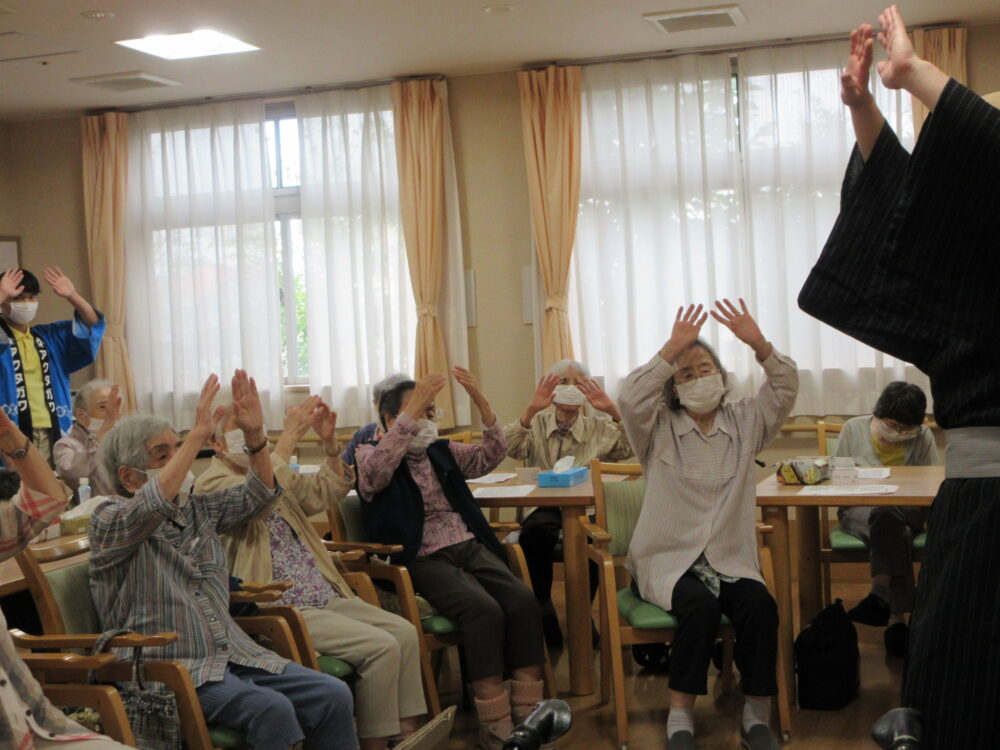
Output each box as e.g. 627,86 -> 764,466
71,70 -> 182,91
115,29 -> 258,60
644,5 -> 747,34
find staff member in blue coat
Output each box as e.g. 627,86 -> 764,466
0,267 -> 105,463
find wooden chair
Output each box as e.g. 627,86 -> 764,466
328,494 -> 558,713
17,648 -> 137,745
815,420 -> 927,606
13,537 -> 319,750
585,459 -> 791,749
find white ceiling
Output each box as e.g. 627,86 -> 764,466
1,0 -> 998,121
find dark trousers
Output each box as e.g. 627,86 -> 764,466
407,539 -> 545,681
668,573 -> 778,696
519,507 -> 599,603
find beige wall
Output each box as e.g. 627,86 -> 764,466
968,23 -> 1000,95
0,123 -> 15,236
449,72 -> 536,426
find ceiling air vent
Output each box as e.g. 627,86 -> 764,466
71,70 -> 182,92
644,4 -> 747,33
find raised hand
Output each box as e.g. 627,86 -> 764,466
712,298 -> 773,360
191,374 -> 224,440
578,378 -> 621,421
842,24 -> 874,107
311,402 -> 341,456
530,373 -> 558,413
0,268 -> 24,303
42,267 -> 76,299
231,370 -> 265,438
660,304 -> 708,363
96,384 -> 123,438
403,374 -> 448,421
452,367 -> 485,404
875,5 -> 918,90
283,395 -> 321,440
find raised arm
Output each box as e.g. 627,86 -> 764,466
43,266 -> 99,328
619,305 -> 707,463
448,367 -> 507,477
0,268 -> 24,308
841,23 -> 885,162
875,5 -> 949,112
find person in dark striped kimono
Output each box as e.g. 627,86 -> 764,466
798,6 -> 1000,748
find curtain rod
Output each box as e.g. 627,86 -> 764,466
525,21 -> 962,70
87,73 -> 444,115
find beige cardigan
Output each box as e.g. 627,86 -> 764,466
195,454 -> 356,599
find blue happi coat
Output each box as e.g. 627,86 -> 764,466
0,312 -> 106,437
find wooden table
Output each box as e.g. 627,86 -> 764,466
0,534 -> 89,597
756,466 -> 944,698
476,477 -> 599,697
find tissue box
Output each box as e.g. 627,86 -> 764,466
537,466 -> 589,488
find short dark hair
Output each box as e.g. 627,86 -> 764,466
873,382 -> 927,427
4,269 -> 40,297
663,339 -> 728,411
0,470 -> 21,501
378,379 -> 416,430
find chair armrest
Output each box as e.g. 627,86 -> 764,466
10,630 -> 179,650
335,549 -> 366,564
579,518 -> 611,547
238,581 -> 293,593
325,540 -> 404,556
755,523 -> 774,535
234,615 -> 301,663
42,684 -> 136,745
489,522 -> 521,535
342,571 -> 382,608
22,652 -> 116,671
230,590 -> 283,604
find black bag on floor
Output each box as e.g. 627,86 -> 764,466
794,599 -> 859,710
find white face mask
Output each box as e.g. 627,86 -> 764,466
137,467 -> 196,507
875,419 -> 920,444
86,417 -> 104,434
407,419 -> 439,455
7,300 -> 38,326
552,384 -> 587,406
224,429 -> 245,455
675,373 -> 725,415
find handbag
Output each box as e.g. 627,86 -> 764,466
794,599 -> 860,710
89,629 -> 183,750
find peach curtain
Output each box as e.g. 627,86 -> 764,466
81,112 -> 136,409
911,28 -> 967,132
518,65 -> 582,370
392,78 -> 456,428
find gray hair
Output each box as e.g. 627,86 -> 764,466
373,373 -> 411,404
73,378 -> 115,412
549,359 -> 590,378
98,414 -> 173,496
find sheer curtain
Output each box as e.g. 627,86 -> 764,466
296,85 -> 470,427
126,101 -> 284,428
570,43 -> 927,414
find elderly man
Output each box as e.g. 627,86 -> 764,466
0,407 -> 133,749
89,371 -> 357,750
505,359 -> 631,648
196,394 -> 429,750
53,379 -> 121,497
0,267 -> 105,464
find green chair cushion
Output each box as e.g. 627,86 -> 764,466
603,479 -> 647,557
617,588 -> 730,631
421,615 -> 459,635
317,655 -> 355,678
45,561 -> 101,634
830,524 -> 868,552
914,532 -> 927,550
208,726 -> 247,748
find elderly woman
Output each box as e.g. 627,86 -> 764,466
834,382 -> 939,656
342,373 -> 410,465
505,359 -> 631,647
355,368 -> 546,750
89,372 -> 357,750
619,301 -> 798,750
53,379 -> 121,498
196,394 -> 429,750
0,409 -> 134,749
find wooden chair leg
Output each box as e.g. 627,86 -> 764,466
420,642 -> 443,716
541,642 -> 558,698
822,561 -> 833,608
600,595 -> 611,705
774,613 -> 793,741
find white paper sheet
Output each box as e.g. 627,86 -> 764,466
856,468 -> 891,479
798,484 -> 899,496
473,485 -> 536,499
467,473 -> 518,484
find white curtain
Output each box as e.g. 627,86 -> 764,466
571,42 -> 927,415
295,85 -> 470,427
126,101 -> 285,428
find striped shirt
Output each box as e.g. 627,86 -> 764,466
619,350 -> 798,609
0,487 -> 103,748
89,472 -> 289,687
504,407 -> 632,469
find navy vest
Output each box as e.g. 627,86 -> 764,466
359,439 -> 507,565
